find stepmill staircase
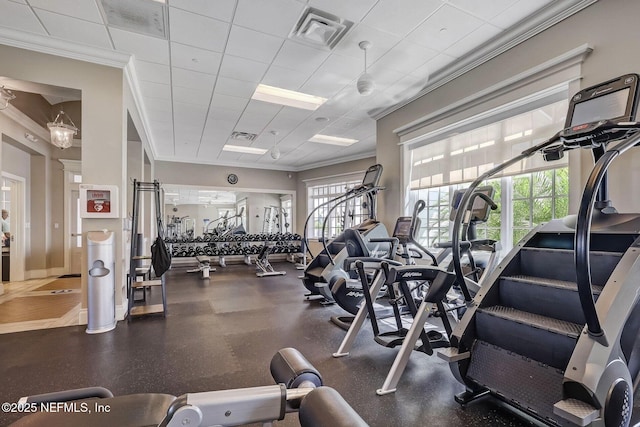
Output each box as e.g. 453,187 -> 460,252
441,227 -> 637,426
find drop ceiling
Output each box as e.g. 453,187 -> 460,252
0,0 -> 594,171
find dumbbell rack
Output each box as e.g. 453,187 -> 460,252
165,233 -> 303,268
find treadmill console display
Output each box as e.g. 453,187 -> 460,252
565,74 -> 639,128
450,186 -> 495,223
392,217 -> 413,239
362,164 -> 383,188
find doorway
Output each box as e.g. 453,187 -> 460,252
1,174 -> 25,282
60,160 -> 82,276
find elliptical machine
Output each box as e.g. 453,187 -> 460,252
301,164 -> 394,310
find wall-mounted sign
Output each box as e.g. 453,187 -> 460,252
80,185 -> 119,218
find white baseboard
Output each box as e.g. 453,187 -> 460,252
78,308 -> 87,325
24,267 -> 66,280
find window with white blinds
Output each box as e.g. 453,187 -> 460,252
408,98 -> 569,191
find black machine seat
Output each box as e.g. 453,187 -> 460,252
10,393 -> 176,427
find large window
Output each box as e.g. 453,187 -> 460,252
307,177 -> 368,238
406,97 -> 570,252
412,169 -> 568,251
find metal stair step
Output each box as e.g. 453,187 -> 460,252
499,276 -> 603,325
476,306 -> 581,369
480,306 -> 583,338
503,275 -> 604,293
467,340 -> 570,426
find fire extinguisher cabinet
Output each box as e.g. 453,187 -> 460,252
86,230 -> 116,334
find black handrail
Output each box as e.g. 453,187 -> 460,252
574,130 -> 640,344
302,191 -> 356,258
320,186 -> 383,265
451,132 -> 561,302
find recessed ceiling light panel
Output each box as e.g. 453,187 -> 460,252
309,134 -> 358,146
251,84 -> 327,111
223,144 -> 268,155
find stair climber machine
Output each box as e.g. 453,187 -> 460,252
437,73 -> 640,426
300,164 -> 396,313
332,191 -> 500,395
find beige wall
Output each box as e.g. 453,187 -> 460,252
377,0 -> 640,226
0,44 -> 127,314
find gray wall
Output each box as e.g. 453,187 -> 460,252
377,0 -> 640,229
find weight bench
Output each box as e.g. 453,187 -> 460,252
186,255 -> 215,279
10,348 -> 368,427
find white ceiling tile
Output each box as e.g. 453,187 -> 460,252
169,7 -> 229,53
173,85 -> 213,106
135,60 -> 170,84
8,0 -> 27,3
244,100 -> 283,118
225,25 -> 284,64
174,102 -> 208,126
219,55 -> 269,83
30,0 -> 102,23
169,0 -> 237,22
315,85 -> 362,116
448,0 -> 519,21
147,110 -> 173,124
211,93 -> 249,111
308,0 -> 378,22
144,97 -> 172,114
301,53 -> 361,98
172,143 -> 199,159
272,40 -> 331,73
214,77 -> 258,99
408,5 -> 484,52
361,64 -> 405,94
110,28 -> 169,64
140,81 -> 171,101
383,74 -> 425,102
234,114 -> 272,134
492,0 -> 553,30
171,42 -> 222,74
0,1 -> 45,34
203,118 -> 236,138
333,24 -> 401,62
208,107 -> 243,122
35,10 -> 112,49
411,52 -> 458,79
374,39 -> 437,75
234,0 -> 305,38
362,0 -> 442,38
447,24 -> 502,58
172,67 -> 216,90
261,65 -> 311,90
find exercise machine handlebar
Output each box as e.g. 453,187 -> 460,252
451,131 -> 562,302
574,126 -> 640,345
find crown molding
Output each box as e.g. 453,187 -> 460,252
1,104 -> 51,142
123,62 -> 158,160
372,0 -> 599,120
0,27 -> 130,68
155,150 -> 376,172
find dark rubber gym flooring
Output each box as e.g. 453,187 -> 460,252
1,261 -> 639,426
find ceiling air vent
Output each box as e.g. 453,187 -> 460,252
230,131 -> 258,141
101,0 -> 167,39
289,7 -> 353,50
